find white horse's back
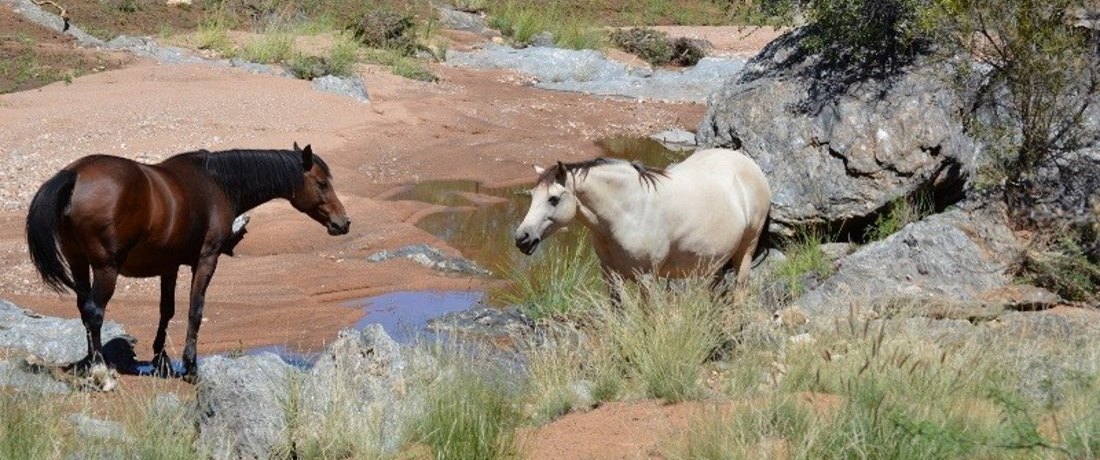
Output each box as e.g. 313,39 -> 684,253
655,149 -> 771,278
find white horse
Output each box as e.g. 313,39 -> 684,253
514,148 -> 771,299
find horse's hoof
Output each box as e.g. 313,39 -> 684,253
63,355 -> 103,376
181,372 -> 199,385
151,354 -> 179,378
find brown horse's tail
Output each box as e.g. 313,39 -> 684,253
26,169 -> 77,293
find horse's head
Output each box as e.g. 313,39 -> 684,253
515,162 -> 578,255
288,143 -> 351,236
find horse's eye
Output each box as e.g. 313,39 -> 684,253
318,180 -> 329,190
548,196 -> 560,206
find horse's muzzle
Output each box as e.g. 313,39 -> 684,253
327,217 -> 351,236
515,235 -> 540,255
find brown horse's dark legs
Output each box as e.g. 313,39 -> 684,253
182,255 -> 219,382
70,259 -> 92,364
152,272 -> 178,377
72,266 -> 116,372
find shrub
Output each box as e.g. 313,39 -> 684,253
925,0 -> 1099,204
1018,234 -> 1100,303
351,10 -> 417,55
803,0 -> 928,65
610,28 -> 705,67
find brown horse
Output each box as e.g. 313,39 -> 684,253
25,143 -> 350,381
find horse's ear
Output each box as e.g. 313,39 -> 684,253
301,144 -> 314,171
533,165 -> 546,175
554,161 -> 567,184
292,141 -> 301,151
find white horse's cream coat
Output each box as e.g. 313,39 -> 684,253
515,148 -> 771,290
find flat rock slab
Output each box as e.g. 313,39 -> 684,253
794,209 -> 1022,316
366,244 -> 490,276
447,44 -> 745,102
0,299 -> 127,365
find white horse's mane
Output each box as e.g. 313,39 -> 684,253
538,157 -> 667,190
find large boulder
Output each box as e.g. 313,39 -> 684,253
197,326 -> 424,458
697,30 -> 977,234
196,353 -> 301,459
793,208 -> 1025,315
302,325 -> 414,453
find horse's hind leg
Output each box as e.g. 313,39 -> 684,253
70,266 -> 117,373
152,272 -> 178,377
710,258 -> 736,297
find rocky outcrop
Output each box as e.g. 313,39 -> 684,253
311,75 -> 370,104
435,4 -> 500,38
793,208 -> 1027,315
197,326 -> 423,458
302,325 -> 414,453
697,30 -> 976,235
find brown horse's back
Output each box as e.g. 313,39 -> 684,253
60,155 -> 232,277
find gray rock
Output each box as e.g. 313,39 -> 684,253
1,0 -> 105,47
366,244 -> 489,276
650,128 -> 698,151
794,209 -> 1020,316
106,35 -> 205,65
68,414 -> 130,443
435,5 -> 500,38
311,75 -> 370,103
0,359 -> 71,394
447,44 -> 745,102
569,379 -> 596,410
196,353 -> 301,459
0,299 -> 128,365
304,326 -> 414,453
427,306 -> 534,347
697,29 -> 977,234
526,31 -> 556,48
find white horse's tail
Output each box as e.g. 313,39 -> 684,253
751,210 -> 773,268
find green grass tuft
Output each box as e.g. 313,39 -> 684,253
0,391 -> 63,459
498,241 -> 601,321
864,193 -> 935,242
771,230 -> 832,301
239,31 -> 296,64
412,350 -> 522,460
596,277 -> 725,402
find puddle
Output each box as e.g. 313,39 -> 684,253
350,290 -> 485,344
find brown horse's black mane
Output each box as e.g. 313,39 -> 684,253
176,149 -> 332,213
537,157 -> 667,190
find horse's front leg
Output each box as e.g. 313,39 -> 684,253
182,253 -> 219,383
152,271 -> 178,377
601,265 -> 623,308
